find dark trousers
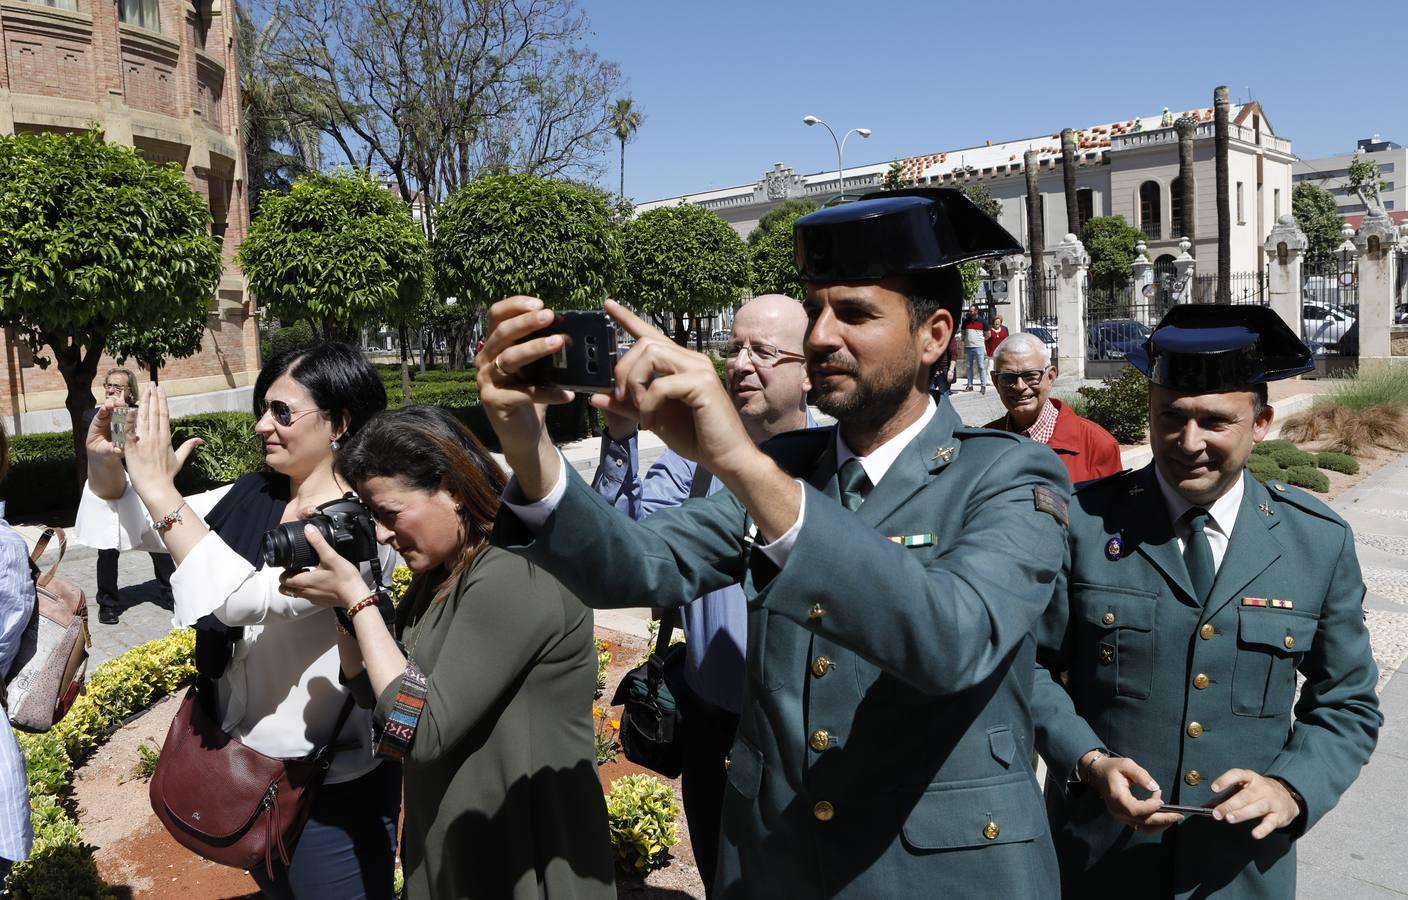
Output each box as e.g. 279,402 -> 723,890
251,759 -> 401,900
96,548 -> 175,609
678,689 -> 740,898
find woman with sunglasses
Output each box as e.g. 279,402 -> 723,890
278,405 -> 615,900
75,343 -> 400,900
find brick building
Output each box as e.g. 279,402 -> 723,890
0,0 -> 255,433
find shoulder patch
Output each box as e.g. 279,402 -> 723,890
1033,484 -> 1069,526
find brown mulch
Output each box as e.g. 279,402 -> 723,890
74,625 -> 704,899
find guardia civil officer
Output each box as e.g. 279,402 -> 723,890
1032,305 -> 1382,898
478,189 -> 1070,897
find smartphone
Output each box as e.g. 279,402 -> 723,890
110,407 -> 129,449
1160,786 -> 1242,817
518,310 -> 617,394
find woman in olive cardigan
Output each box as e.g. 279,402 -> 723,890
283,405 -> 614,899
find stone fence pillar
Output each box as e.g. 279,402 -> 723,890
1004,254 -> 1029,333
1172,236 -> 1196,303
1131,241 -> 1154,301
1356,211 -> 1400,368
1263,214 -> 1307,339
1053,233 -> 1088,377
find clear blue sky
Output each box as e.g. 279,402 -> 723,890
584,0 -> 1407,203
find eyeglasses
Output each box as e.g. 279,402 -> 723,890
103,383 -> 127,393
255,399 -> 323,427
993,369 -> 1050,389
722,342 -> 806,368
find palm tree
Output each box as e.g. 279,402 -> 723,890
1214,85 -> 1231,302
609,97 -> 643,200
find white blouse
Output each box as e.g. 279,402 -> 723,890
75,481 -> 396,784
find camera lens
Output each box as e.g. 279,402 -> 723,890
261,520 -> 322,569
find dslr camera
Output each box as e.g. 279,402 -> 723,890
261,495 -> 379,570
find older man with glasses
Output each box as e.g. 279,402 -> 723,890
984,332 -> 1123,485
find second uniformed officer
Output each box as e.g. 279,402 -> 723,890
1033,304 -> 1382,897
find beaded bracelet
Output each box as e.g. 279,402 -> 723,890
153,501 -> 188,534
335,592 -> 381,634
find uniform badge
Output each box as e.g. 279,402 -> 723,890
1105,535 -> 1124,560
1033,485 -> 1068,526
1270,598 -> 1294,609
1098,642 -> 1115,665
1242,597 -> 1268,607
932,446 -> 954,464
888,533 -> 936,547
1258,502 -> 1274,516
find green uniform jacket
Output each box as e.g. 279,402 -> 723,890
495,401 -> 1070,898
1033,464 -> 1382,899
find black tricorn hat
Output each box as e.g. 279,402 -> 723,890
793,188 -> 1023,283
1128,304 -> 1314,391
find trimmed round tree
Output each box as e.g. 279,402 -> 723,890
747,200 -> 816,300
237,169 -> 429,342
621,204 -> 750,345
0,129 -> 222,472
432,173 -> 624,309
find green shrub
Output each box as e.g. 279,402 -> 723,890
1315,451 -> 1359,475
1057,392 -> 1090,420
1322,365 -> 1408,412
1076,367 -> 1149,444
605,774 -> 679,873
1284,465 -> 1329,493
2,433 -> 82,514
1266,446 -> 1317,469
172,412 -> 263,490
16,733 -> 69,798
1251,439 -> 1297,457
267,320 -> 316,359
5,795 -> 106,900
133,739 -> 160,781
409,369 -> 476,383
1246,454 -> 1285,483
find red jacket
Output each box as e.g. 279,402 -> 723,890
984,326 -> 1010,357
985,398 -> 1124,485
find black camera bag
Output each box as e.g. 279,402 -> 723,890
611,608 -> 689,778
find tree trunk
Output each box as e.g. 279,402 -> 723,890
619,138 -> 626,199
1061,128 -> 1080,238
1214,85 -> 1232,302
1176,117 -> 1197,247
51,332 -> 103,488
1024,150 -> 1046,310
398,325 -> 412,403
149,361 -> 160,386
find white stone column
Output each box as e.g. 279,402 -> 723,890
1356,211 -> 1399,368
1054,233 -> 1088,377
1005,254 -> 1029,333
1263,214 -> 1307,340
1131,241 -> 1154,299
1172,237 -> 1196,303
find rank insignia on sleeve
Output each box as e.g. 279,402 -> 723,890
1242,597 -> 1269,607
1033,485 -> 1068,526
888,533 -> 936,547
1270,598 -> 1294,609
1104,535 -> 1124,560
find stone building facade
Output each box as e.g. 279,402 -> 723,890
0,0 -> 254,433
639,102 -> 1294,281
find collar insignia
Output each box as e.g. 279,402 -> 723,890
932,446 -> 954,463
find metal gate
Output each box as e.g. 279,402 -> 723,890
1303,258 -> 1359,377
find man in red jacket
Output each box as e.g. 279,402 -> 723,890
984,331 -> 1123,484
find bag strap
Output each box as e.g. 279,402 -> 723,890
687,465 -> 714,501
319,693 -> 359,759
30,527 -> 66,588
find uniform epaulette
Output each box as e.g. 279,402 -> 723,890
1074,468 -> 1136,494
1262,479 -> 1349,527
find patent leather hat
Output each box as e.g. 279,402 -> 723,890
793,188 -> 1023,283
1128,304 -> 1314,390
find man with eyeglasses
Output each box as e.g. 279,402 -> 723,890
591,293 -> 812,896
81,368 -> 175,624
479,187 -> 1071,897
983,332 -> 1122,485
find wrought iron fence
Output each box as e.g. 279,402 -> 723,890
1191,271 -> 1269,305
1020,270 -> 1058,329
1303,259 -> 1358,366
1085,278 -> 1161,364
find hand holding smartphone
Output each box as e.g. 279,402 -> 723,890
516,309 -> 617,394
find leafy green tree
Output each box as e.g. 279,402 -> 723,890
1081,215 -> 1146,291
1347,157 -> 1387,205
621,204 -> 750,345
1292,182 -> 1344,267
0,129 -> 222,474
109,313 -> 206,385
881,161 -> 913,192
238,169 -> 429,342
747,199 -> 818,247
960,182 -> 1002,221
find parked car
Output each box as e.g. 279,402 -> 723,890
1087,319 -> 1152,361
1303,303 -> 1356,355
1024,326 -> 1058,360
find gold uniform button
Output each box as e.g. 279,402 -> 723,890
813,800 -> 835,822
1187,721 -> 1204,738
811,655 -> 833,678
1274,484 -> 1286,492
723,756 -> 732,770
1185,770 -> 1202,786
1193,673 -> 1210,689
808,604 -> 826,620
1102,611 -> 1116,626
809,729 -> 831,752
983,820 -> 1001,840
1284,635 -> 1296,650
1200,624 -> 1216,640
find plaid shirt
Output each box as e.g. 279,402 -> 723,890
1018,400 -> 1060,445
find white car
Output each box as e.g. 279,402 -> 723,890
1303,303 -> 1356,355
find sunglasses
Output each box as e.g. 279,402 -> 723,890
994,369 -> 1050,389
722,342 -> 806,368
255,398 -> 323,427
103,383 -> 128,393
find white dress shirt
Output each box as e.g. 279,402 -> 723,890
1154,467 -> 1244,573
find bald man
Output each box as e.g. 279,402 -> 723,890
592,294 -> 812,895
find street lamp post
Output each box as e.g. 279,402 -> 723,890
803,115 -> 871,201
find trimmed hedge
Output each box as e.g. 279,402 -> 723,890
1251,439 -> 1297,457
1315,451 -> 1359,475
1246,454 -> 1285,483
1284,465 -> 1330,493
1265,446 -> 1317,469
3,433 -> 79,515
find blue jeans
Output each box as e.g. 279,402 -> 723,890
964,347 -> 987,387
251,760 -> 401,900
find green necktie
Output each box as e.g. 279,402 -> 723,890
1182,507 -> 1215,604
838,457 -> 870,513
